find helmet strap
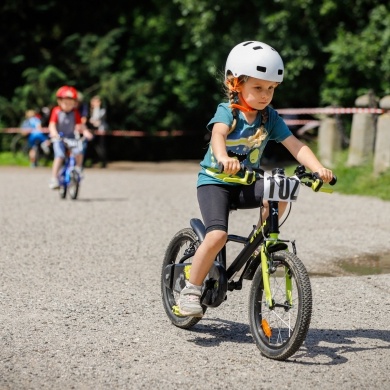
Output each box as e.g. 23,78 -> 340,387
230,94 -> 256,112
227,77 -> 256,113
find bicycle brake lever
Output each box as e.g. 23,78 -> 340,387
311,173 -> 323,192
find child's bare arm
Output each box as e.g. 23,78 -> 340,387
48,122 -> 58,139
211,123 -> 241,175
282,135 -> 334,182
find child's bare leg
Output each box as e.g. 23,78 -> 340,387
75,153 -> 83,168
29,148 -> 36,165
189,229 -> 227,286
51,157 -> 63,178
257,200 -> 288,228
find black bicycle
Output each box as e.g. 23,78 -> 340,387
161,164 -> 336,360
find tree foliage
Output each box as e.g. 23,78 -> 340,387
0,0 -> 388,130
322,4 -> 390,105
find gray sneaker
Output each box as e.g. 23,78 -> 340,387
74,166 -> 84,179
41,141 -> 50,155
178,286 -> 203,317
49,178 -> 60,190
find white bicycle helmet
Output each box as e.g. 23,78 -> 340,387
225,41 -> 284,83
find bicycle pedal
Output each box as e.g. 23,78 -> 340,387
172,305 -> 185,317
228,280 -> 242,291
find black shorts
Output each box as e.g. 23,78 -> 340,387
197,181 -> 264,234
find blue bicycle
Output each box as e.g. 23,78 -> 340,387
58,137 -> 84,200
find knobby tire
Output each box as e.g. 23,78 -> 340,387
161,228 -> 206,329
248,251 -> 312,360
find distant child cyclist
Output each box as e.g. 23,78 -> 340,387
178,41 -> 334,317
21,109 -> 50,167
48,86 -> 93,189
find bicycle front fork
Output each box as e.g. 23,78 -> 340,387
260,233 -> 290,309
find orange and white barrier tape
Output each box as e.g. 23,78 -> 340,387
0,128 -> 185,137
278,107 -> 384,115
283,119 -> 321,126
1,107 -> 386,136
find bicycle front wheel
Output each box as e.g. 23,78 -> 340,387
57,167 -> 66,199
249,251 -> 312,361
11,134 -> 28,157
68,170 -> 80,200
161,228 -> 206,329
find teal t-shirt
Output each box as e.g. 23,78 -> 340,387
197,103 -> 292,187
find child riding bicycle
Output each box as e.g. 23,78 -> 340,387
21,109 -> 50,167
48,86 -> 93,189
178,41 -> 334,317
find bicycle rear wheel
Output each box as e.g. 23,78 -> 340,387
161,228 -> 206,329
59,184 -> 67,199
249,251 -> 312,360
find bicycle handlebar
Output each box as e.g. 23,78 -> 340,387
216,163 -> 337,192
294,165 -> 337,192
54,132 -> 85,148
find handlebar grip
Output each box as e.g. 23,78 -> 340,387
314,172 -> 337,186
217,162 -> 245,174
329,176 -> 337,186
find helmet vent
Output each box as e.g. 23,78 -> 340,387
257,66 -> 266,73
278,69 -> 283,75
243,42 -> 254,46
253,46 -> 263,50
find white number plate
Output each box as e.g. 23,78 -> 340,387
64,139 -> 80,148
263,172 -> 300,202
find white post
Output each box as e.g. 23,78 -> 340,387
347,93 -> 378,166
373,96 -> 390,176
318,116 -> 341,167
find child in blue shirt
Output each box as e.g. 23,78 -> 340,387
21,109 -> 50,167
178,41 -> 334,317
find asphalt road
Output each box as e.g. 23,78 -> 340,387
1,163 -> 389,389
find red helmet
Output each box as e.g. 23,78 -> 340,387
56,86 -> 78,99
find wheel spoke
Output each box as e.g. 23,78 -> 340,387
249,251 -> 312,360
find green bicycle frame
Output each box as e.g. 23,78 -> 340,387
260,233 -> 293,308
260,201 -> 292,309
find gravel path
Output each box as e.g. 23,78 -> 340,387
1,163 -> 390,389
